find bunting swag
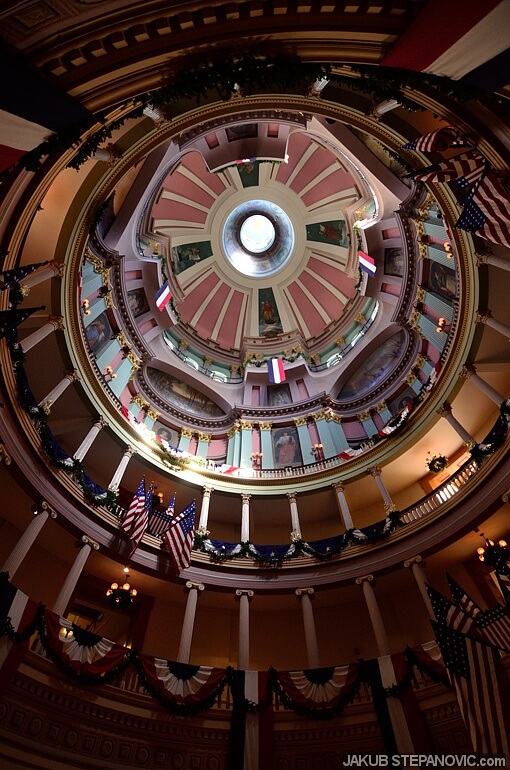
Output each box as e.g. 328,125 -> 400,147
228,670 -> 274,770
39,610 -> 132,684
0,575 -> 41,695
274,663 -> 361,717
135,655 -> 228,714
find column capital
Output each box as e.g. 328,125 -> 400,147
48,314 -> 64,330
295,587 -> 315,597
197,432 -> 211,442
475,252 -> 489,266
50,261 -> 66,278
358,409 -> 372,421
185,581 -> 205,591
81,534 -> 100,551
180,427 -> 195,439
40,501 -> 58,519
367,466 -> 382,478
437,403 -> 452,418
332,481 -> 345,492
374,400 -> 388,414
355,574 -> 374,585
202,486 -> 214,497
259,421 -> 272,430
64,369 -> 80,383
293,416 -> 307,427
403,555 -> 424,569
459,365 -> 474,380
239,420 -> 252,431
124,445 -> 136,458
235,589 -> 254,598
241,493 -> 251,504
94,416 -> 109,429
286,492 -> 298,503
475,309 -> 492,325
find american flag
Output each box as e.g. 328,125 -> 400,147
426,584 -> 481,639
148,494 -> 175,536
431,620 -> 509,756
446,573 -> 510,653
0,261 -> 49,290
456,170 -> 510,248
121,477 -> 146,534
495,566 -> 510,610
130,481 -> 153,556
413,150 -> 486,186
161,501 -> 196,573
401,126 -> 473,153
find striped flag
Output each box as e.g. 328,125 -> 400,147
161,501 -> 196,573
496,567 -> 510,609
426,583 -> 483,639
0,307 -> 45,339
155,282 -> 172,311
121,477 -> 146,535
148,494 -> 175,536
358,251 -> 376,277
0,46 -> 91,176
401,126 -> 474,153
267,357 -> 285,384
432,620 -> 509,756
228,670 -> 274,770
446,573 -> 510,653
0,261 -> 49,290
412,150 -> 486,186
130,482 -> 153,556
0,578 -> 40,695
380,0 -> 510,92
456,170 -> 510,248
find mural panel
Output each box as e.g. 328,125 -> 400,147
384,247 -> 404,277
172,241 -> 213,275
258,287 -> 283,338
272,425 -> 302,468
85,311 -> 111,355
338,330 -> 406,401
127,288 -> 150,317
268,384 -> 292,406
147,368 -> 225,417
306,220 -> 349,248
153,422 -> 180,448
428,262 -> 456,301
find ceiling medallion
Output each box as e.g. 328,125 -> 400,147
222,199 -> 295,277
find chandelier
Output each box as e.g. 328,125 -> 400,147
477,538 -> 509,568
106,567 -> 137,607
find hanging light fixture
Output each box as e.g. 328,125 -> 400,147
106,567 -> 137,607
477,537 -> 509,566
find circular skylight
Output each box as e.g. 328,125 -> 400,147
222,199 -> 295,277
240,214 -> 276,253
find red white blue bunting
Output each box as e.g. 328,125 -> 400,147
136,654 -> 227,707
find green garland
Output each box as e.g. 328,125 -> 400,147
3,53 -> 503,185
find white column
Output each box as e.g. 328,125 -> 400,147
198,486 -> 213,531
1,502 -> 57,579
295,588 -> 320,669
177,581 -> 204,664
476,310 -> 510,341
73,417 -> 108,462
38,370 -> 79,413
52,535 -> 99,616
21,315 -> 63,353
236,589 -> 253,670
19,261 -> 64,294
368,467 -> 395,511
287,492 -> 301,538
460,365 -> 505,406
437,403 -> 475,446
476,252 -> 510,272
356,574 -> 390,656
108,446 -> 136,491
241,493 -> 251,542
403,556 -> 435,620
332,482 -> 354,530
